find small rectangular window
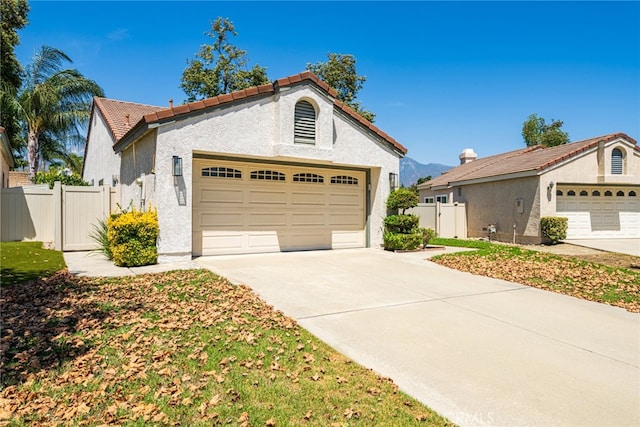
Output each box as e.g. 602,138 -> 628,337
293,173 -> 324,183
436,195 -> 448,203
202,167 -> 242,179
331,175 -> 358,185
424,197 -> 434,203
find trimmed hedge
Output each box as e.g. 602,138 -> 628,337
383,232 -> 423,251
541,216 -> 568,244
384,214 -> 419,234
107,208 -> 159,267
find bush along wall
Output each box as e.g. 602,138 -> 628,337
540,216 -> 568,245
107,208 -> 159,267
383,188 -> 436,251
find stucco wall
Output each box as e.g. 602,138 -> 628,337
119,130 -> 157,213
83,110 -> 121,187
458,176 -> 542,243
142,85 -> 400,261
1,156 -> 10,188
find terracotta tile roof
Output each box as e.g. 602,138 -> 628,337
423,132 -> 637,188
93,97 -> 164,142
95,71 -> 407,155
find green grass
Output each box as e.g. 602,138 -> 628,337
0,241 -> 67,286
430,238 -> 640,312
2,269 -> 453,425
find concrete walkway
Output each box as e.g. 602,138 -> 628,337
195,248 -> 640,427
64,251 -> 199,276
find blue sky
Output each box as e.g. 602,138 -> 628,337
15,1 -> 640,166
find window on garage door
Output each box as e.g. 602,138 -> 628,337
250,170 -> 285,181
202,167 -> 242,178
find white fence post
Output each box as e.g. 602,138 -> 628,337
53,181 -> 62,251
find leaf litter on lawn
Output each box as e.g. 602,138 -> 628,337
432,246 -> 640,312
1,269 -> 451,426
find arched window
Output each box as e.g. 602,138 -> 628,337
629,191 -> 637,197
611,148 -> 623,174
579,190 -> 588,196
592,190 -> 600,196
294,100 -> 316,144
556,190 -> 563,196
616,191 -> 625,197
567,190 -> 576,196
604,190 -> 612,197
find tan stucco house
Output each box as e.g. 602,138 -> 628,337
0,127 -> 15,188
418,133 -> 639,243
83,71 -> 407,262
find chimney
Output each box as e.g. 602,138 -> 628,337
125,114 -> 130,127
169,99 -> 173,108
459,148 -> 477,165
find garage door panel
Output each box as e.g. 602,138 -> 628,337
248,190 -> 287,204
330,213 -> 362,227
291,213 -> 326,226
248,212 -> 287,227
291,191 -> 325,205
194,159 -> 366,255
197,186 -> 244,203
285,231 -> 330,250
332,231 -> 365,248
200,212 -> 244,227
329,193 -> 362,206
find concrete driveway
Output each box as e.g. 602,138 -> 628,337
195,248 -> 639,427
564,239 -> 640,257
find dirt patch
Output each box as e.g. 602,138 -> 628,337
521,243 -> 640,270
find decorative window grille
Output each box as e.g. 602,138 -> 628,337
202,167 -> 242,178
293,173 -> 324,183
330,175 -> 358,185
250,170 -> 285,181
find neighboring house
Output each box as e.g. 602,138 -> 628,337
0,127 -> 15,188
418,133 -> 639,243
84,71 -> 407,262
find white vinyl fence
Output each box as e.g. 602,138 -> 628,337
1,182 -> 120,251
406,203 -> 467,239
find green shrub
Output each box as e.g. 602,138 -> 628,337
383,231 -> 423,251
34,170 -> 89,188
419,227 -> 437,247
107,208 -> 159,267
540,216 -> 568,244
90,219 -> 112,260
386,188 -> 418,214
384,214 -> 419,234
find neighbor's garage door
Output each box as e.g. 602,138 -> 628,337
193,159 -> 366,255
556,187 -> 640,239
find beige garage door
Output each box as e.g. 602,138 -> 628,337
556,186 -> 640,239
193,159 -> 366,255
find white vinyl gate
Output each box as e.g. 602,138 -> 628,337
1,182 -> 120,250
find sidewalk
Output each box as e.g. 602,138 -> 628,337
63,251 -> 199,277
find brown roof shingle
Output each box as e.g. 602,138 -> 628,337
94,71 -> 406,155
423,133 -> 638,188
93,97 -> 164,142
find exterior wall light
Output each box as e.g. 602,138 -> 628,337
389,172 -> 399,191
172,156 -> 183,177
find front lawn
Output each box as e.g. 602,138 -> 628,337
430,238 -> 640,312
1,269 -> 451,425
0,241 -> 67,286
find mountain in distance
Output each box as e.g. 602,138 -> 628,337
400,157 -> 453,187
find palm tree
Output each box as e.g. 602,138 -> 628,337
0,46 -> 104,182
